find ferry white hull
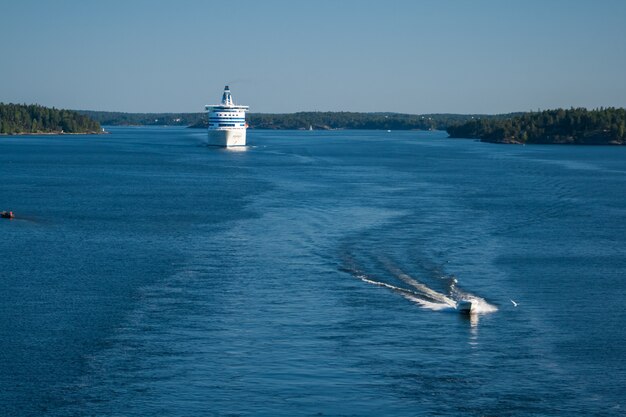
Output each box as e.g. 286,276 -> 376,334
207,129 -> 247,147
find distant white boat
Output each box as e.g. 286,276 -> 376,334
309,125 -> 313,131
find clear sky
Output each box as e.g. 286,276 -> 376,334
2,0 -> 625,114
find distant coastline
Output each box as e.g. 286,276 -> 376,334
78,110 -> 514,132
1,103 -> 103,135
79,108 -> 626,145
446,108 -> 626,145
5,105 -> 626,145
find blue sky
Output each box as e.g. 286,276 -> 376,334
2,0 -> 625,113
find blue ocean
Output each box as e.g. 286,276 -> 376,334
2,127 -> 626,416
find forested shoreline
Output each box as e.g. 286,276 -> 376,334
6,104 -> 626,145
233,112 -> 490,131
0,103 -> 102,135
79,110 -> 506,131
447,108 -> 626,145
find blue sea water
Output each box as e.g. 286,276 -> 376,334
1,127 -> 626,416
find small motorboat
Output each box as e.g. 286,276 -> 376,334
457,300 -> 473,314
1,211 -> 15,219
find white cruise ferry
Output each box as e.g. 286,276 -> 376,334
205,86 -> 249,147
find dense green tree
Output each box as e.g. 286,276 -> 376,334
447,108 -> 626,145
0,103 -> 102,134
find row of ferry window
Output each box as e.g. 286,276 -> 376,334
209,123 -> 245,127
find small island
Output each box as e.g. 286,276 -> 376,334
0,103 -> 102,135
447,108 -> 626,145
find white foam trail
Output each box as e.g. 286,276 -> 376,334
345,254 -> 497,315
357,275 -> 453,311
381,260 -> 457,308
403,294 -> 454,311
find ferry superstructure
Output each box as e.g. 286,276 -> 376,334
205,86 -> 249,147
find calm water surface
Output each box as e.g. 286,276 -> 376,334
1,127 -> 625,416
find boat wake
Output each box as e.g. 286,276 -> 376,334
356,274 -> 455,311
341,253 -> 497,315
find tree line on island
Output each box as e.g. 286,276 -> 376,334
82,108 -> 626,145
4,103 -> 626,145
446,107 -> 626,145
0,103 -> 101,134
76,110 -> 201,127
78,110 -> 505,131
232,112 -> 494,131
